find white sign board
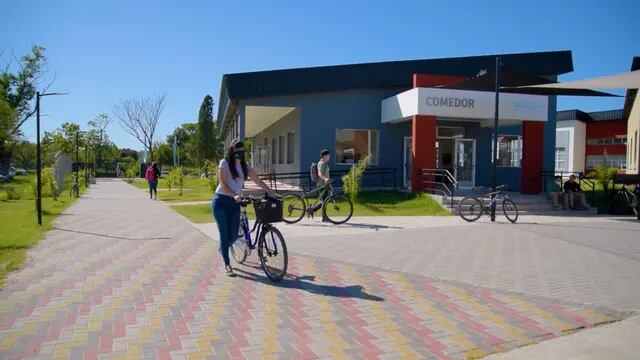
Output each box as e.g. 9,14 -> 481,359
381,87 -> 548,124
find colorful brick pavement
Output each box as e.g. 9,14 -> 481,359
0,181 -> 632,359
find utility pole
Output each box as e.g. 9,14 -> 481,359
491,57 -> 501,222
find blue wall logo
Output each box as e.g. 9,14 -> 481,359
512,101 -> 542,112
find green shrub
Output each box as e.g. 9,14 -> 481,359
169,167 -> 185,196
31,169 -> 58,200
203,160 -> 218,192
0,190 -> 8,202
1,186 -> 22,200
342,156 -> 369,203
588,164 -> 618,195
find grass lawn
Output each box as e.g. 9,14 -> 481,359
130,177 -> 213,202
0,174 -> 85,285
172,191 -> 450,224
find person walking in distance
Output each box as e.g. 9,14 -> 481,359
316,149 -> 331,222
212,140 -> 275,276
145,162 -> 160,200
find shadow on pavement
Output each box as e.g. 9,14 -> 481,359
234,264 -> 385,302
291,222 -> 403,230
53,227 -> 171,241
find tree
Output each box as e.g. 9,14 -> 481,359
0,46 -> 48,174
11,140 -> 36,169
113,93 -> 166,162
42,122 -> 80,156
153,141 -> 173,166
588,164 -> 619,196
119,148 -> 139,161
87,113 -> 110,166
167,122 -> 197,166
196,95 -> 214,166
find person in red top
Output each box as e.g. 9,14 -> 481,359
145,162 -> 161,200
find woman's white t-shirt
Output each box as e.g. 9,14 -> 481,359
215,159 -> 252,197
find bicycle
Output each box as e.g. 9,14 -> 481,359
612,184 -> 639,219
458,185 -> 519,223
230,195 -> 288,282
70,174 -> 80,198
279,180 -> 353,224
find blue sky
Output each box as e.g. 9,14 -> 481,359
2,0 -> 639,150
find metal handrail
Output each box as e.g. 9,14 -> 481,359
257,167 -> 398,192
419,168 -> 458,210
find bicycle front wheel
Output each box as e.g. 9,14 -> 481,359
281,193 -> 306,224
502,198 -> 519,223
323,194 -> 353,224
230,226 -> 249,264
458,197 -> 483,222
258,226 -> 288,282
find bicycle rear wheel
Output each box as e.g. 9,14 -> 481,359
258,226 -> 288,282
281,193 -> 306,224
458,197 -> 482,222
502,198 -> 519,223
323,194 -> 353,224
230,226 -> 249,264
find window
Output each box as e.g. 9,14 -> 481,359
586,155 -> 626,169
271,138 -> 276,164
587,137 -> 627,145
436,126 -> 465,139
335,129 -> 379,165
555,147 -> 567,171
286,132 -> 295,164
493,135 -> 522,167
278,136 -> 284,164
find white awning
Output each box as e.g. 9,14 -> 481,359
519,70 -> 640,90
381,87 -> 548,125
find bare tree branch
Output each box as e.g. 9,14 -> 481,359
113,94 -> 166,159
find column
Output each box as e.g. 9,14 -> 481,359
521,121 -> 544,194
411,115 -> 437,191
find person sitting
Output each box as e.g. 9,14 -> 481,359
563,175 -> 587,210
546,175 -> 564,210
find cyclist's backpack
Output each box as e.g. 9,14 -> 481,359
310,162 -> 319,182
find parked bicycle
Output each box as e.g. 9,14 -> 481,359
230,195 -> 288,282
612,184 -> 640,219
279,180 -> 353,224
458,185 -> 518,223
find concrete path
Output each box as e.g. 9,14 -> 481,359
0,179 -> 636,359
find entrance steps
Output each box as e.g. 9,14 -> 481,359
433,189 -> 598,215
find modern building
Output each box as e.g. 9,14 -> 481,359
625,57 -> 640,174
555,109 -> 627,173
216,51 -> 574,193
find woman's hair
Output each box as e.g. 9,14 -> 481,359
226,140 -> 248,180
151,161 -> 158,169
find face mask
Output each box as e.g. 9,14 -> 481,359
233,150 -> 246,159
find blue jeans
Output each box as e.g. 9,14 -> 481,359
211,193 -> 240,267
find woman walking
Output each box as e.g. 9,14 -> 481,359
145,162 -> 161,200
213,140 -> 274,276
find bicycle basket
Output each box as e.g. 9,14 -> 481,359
253,197 -> 283,223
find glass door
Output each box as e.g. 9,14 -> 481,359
403,136 -> 412,189
454,139 -> 475,188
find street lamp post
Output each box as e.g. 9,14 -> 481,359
490,57 -> 502,222
35,91 -> 68,225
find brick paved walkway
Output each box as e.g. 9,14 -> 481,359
0,180 -> 632,359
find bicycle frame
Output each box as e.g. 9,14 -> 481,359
238,203 -> 273,250
299,182 -> 335,214
478,190 -> 509,213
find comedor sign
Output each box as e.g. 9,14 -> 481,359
425,96 -> 475,108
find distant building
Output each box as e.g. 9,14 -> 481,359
555,109 -> 627,173
216,50 -> 573,193
624,57 -> 640,174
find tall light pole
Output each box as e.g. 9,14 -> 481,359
490,57 -> 501,222
36,91 -> 68,225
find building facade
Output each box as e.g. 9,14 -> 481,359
217,51 -> 574,193
624,57 -> 640,174
555,109 -> 628,173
